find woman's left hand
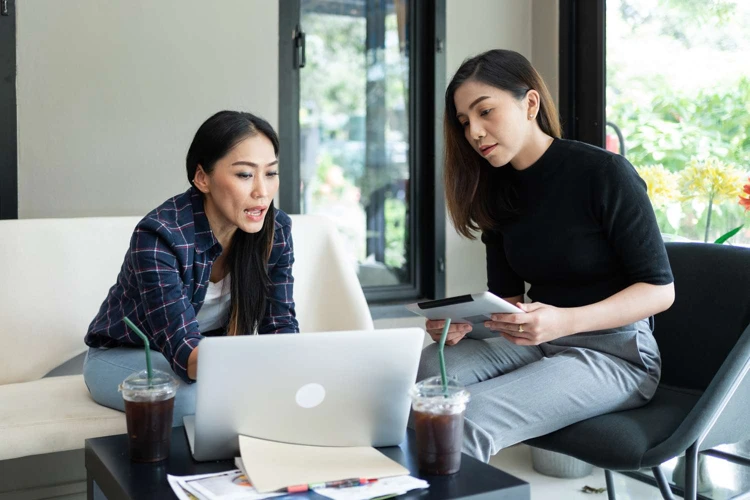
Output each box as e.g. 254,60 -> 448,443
484,302 -> 576,345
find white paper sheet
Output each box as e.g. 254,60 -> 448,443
315,475 -> 429,500
167,470 -> 284,500
238,434 -> 410,493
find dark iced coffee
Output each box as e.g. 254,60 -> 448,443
120,369 -> 178,462
413,409 -> 465,474
124,397 -> 175,462
410,376 -> 470,475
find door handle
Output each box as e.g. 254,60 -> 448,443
294,25 -> 306,69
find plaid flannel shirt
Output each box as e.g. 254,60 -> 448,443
85,187 -> 299,383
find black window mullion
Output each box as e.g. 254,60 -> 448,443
0,0 -> 17,220
429,0 -> 446,300
278,0 -> 302,214
559,0 -> 605,148
412,0 -> 445,301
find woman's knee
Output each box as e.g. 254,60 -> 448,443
417,340 -> 490,386
83,349 -> 128,411
84,347 -> 195,425
416,344 -> 442,381
462,416 -> 494,463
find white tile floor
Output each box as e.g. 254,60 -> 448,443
489,444 -> 666,500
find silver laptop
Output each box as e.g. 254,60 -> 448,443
184,328 -> 424,461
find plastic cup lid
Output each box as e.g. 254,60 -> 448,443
119,369 -> 178,398
410,375 -> 470,403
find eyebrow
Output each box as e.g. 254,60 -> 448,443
231,160 -> 279,168
456,96 -> 491,118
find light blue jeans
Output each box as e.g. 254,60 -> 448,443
83,346 -> 197,427
413,319 -> 661,462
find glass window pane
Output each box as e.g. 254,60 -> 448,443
300,0 -> 412,287
607,0 -> 750,246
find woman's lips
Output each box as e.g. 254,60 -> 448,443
480,144 -> 497,156
243,207 -> 265,222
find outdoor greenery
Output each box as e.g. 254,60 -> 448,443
608,0 -> 750,244
301,4 -> 410,277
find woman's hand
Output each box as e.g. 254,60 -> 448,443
425,320 -> 472,346
484,302 -> 575,345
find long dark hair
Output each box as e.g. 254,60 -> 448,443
444,49 -> 562,238
186,111 -> 278,336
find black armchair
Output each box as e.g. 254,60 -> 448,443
526,242 -> 750,500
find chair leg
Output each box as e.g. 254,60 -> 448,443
604,469 -> 617,500
684,444 -> 699,500
652,465 -> 675,500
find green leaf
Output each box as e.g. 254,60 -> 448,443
714,225 -> 744,244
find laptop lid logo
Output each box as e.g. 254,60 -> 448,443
295,383 -> 326,408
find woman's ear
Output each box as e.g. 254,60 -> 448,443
193,165 -> 211,194
526,89 -> 541,119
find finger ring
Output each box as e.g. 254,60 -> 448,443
518,325 -> 524,333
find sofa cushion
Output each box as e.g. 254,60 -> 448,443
0,216 -> 141,385
0,375 -> 126,460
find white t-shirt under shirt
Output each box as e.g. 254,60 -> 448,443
195,275 -> 232,332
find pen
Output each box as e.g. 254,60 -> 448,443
312,478 -> 378,489
281,477 -> 378,493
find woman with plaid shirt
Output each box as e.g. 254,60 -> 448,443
83,111 -> 299,425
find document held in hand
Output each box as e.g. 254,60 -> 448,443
238,434 -> 410,493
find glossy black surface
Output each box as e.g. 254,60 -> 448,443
85,427 -> 529,500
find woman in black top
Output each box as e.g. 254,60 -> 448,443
416,50 -> 675,462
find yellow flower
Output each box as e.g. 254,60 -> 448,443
677,158 -> 746,204
635,164 -> 679,209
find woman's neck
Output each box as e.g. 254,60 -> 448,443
203,197 -> 237,251
510,128 -> 554,171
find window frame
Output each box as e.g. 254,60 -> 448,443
558,0 -> 605,148
0,0 -> 17,220
278,0 -> 446,303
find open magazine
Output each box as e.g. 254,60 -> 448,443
167,464 -> 429,500
167,469 -> 282,500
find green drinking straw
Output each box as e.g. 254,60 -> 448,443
123,317 -> 153,387
437,318 -> 451,395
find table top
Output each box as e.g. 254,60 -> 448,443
85,427 -> 529,500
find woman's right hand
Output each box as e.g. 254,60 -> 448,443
425,320 -> 472,346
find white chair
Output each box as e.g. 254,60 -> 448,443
289,214 -> 374,332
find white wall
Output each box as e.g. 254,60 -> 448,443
16,0 -> 279,218
443,0 -> 533,298
15,0 -> 558,324
532,0 -> 560,106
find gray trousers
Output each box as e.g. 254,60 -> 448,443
83,347 -> 196,427
414,319 -> 661,463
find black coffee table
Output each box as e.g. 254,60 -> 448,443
85,427 -> 529,499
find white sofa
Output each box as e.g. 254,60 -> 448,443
0,214 -> 373,464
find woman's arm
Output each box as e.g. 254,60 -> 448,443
488,282 -> 674,345
188,347 -> 199,380
130,221 -> 204,383
569,282 -> 674,333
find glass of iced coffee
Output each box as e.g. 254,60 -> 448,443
120,369 -> 178,462
410,376 -> 470,475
